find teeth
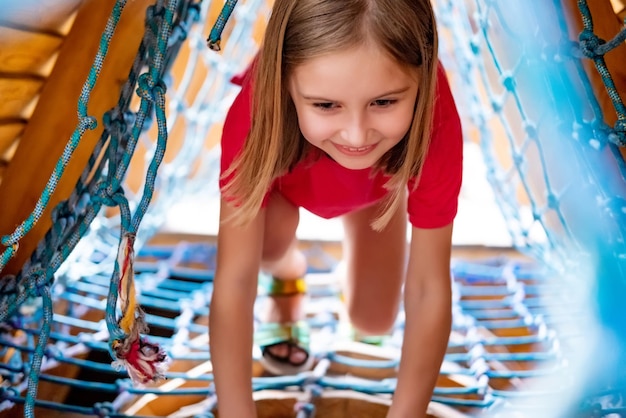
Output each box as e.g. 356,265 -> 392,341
346,146 -> 369,152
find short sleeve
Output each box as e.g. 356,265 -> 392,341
407,63 -> 463,229
219,62 -> 275,207
219,66 -> 254,192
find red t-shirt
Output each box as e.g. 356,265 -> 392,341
220,63 -> 463,229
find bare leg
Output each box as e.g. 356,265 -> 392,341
260,192 -> 308,363
341,190 -> 408,336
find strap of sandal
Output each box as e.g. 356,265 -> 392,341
265,276 -> 307,296
256,320 -> 310,348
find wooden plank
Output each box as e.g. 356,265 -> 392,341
3,0 -> 84,35
0,0 -> 154,275
0,26 -> 63,76
0,77 -> 43,119
610,0 -> 626,15
0,121 -> 24,155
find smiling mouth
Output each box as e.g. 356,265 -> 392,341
334,143 -> 377,156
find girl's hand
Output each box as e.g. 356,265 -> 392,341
387,399 -> 428,418
215,401 -> 257,418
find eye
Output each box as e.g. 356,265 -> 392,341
372,99 -> 397,107
312,102 -> 337,111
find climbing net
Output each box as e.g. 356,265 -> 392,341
0,0 -> 624,417
435,0 -> 626,271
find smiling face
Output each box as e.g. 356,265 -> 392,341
287,42 -> 419,171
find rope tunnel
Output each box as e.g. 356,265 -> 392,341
0,0 -> 625,417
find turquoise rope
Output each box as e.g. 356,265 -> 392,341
0,0 -> 193,414
105,0 -> 178,347
0,0 -> 128,271
206,0 -> 238,51
577,0 -> 626,146
24,282 -> 52,418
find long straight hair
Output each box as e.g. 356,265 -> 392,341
222,0 -> 438,230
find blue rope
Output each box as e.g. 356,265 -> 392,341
206,0 -> 238,51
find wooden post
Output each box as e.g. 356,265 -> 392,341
0,0 -> 154,275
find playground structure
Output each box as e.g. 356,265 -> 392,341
0,0 -> 625,416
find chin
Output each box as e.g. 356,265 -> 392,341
332,156 -> 378,171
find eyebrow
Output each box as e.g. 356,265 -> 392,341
300,86 -> 412,102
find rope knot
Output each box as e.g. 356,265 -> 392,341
136,73 -> 167,102
608,119 -> 626,147
30,268 -> 49,297
523,122 -> 538,140
0,386 -> 19,401
44,343 -> 62,360
79,115 -> 98,132
93,402 -> 115,417
500,72 -> 516,92
170,23 -> 189,44
294,402 -> 316,417
579,29 -> 605,58
115,378 -> 134,393
94,182 -> 125,208
305,383 -> 323,398
103,110 -> 129,139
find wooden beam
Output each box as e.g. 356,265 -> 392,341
0,0 -> 153,275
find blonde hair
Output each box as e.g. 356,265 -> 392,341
222,0 -> 438,230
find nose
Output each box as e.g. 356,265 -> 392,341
340,112 -> 370,147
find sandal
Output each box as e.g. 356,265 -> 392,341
341,322 -> 386,346
337,292 -> 387,346
255,277 -> 314,375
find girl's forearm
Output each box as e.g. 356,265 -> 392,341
209,283 -> 258,417
389,283 -> 452,417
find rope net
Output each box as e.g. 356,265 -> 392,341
0,0 -> 624,416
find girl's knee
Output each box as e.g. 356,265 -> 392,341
348,303 -> 398,336
261,243 -> 291,263
262,193 -> 300,263
261,240 -> 307,279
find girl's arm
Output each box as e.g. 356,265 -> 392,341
209,198 -> 266,418
387,223 -> 454,418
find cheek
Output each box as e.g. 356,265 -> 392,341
296,111 -> 336,144
380,110 -> 415,141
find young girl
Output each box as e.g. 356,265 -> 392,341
209,0 -> 463,416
